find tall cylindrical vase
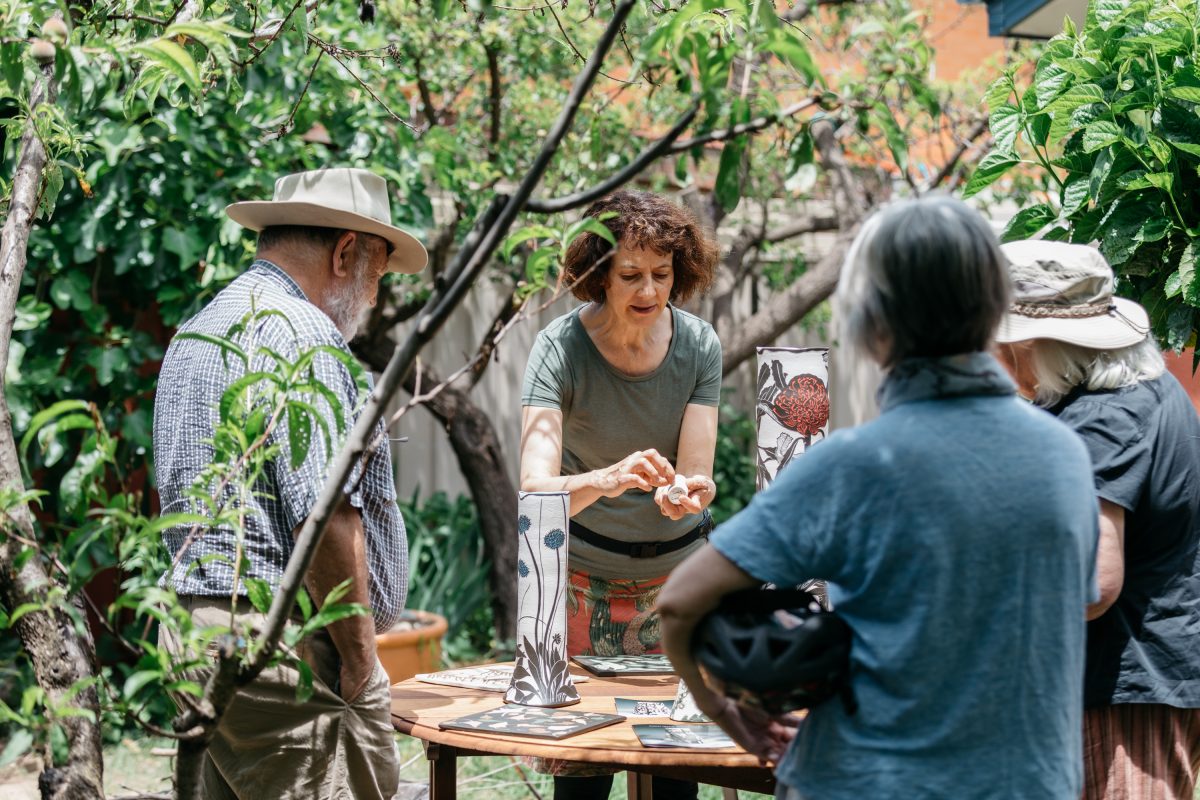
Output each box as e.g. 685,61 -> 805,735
756,346 -> 832,606
505,491 -> 581,707
755,347 -> 831,489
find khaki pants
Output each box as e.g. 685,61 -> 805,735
160,596 -> 400,800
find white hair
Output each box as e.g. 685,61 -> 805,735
1029,336 -> 1166,408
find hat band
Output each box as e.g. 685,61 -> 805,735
1011,300 -> 1113,319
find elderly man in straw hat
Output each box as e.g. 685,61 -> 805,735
995,240 -> 1200,800
153,168 -> 427,799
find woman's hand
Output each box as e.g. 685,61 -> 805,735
706,695 -> 798,766
655,475 -> 716,520
593,448 -> 674,498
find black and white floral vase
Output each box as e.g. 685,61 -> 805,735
670,679 -> 709,722
756,346 -> 832,608
505,491 -> 581,708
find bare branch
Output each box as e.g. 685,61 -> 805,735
669,96 -> 818,153
485,42 -> 502,161
310,35 -> 418,132
411,51 -> 439,129
922,117 -> 988,192
524,104 -> 699,214
719,226 -> 858,373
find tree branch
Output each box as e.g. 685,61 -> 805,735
524,104 -> 699,213
485,42 -> 502,162
922,116 -> 988,192
719,226 -> 858,374
244,0 -> 637,694
668,97 -> 818,153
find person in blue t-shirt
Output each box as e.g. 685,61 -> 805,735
659,196 -> 1099,800
996,240 -> 1200,800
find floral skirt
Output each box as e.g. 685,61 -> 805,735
530,567 -> 669,777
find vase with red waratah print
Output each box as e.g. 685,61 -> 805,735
755,347 -> 832,608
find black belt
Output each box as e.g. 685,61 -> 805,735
568,512 -> 713,559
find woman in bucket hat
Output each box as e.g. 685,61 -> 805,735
995,240 -> 1200,800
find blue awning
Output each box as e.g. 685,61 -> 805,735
964,0 -> 1088,39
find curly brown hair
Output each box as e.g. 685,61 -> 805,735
562,191 -> 718,304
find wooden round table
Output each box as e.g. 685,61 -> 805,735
390,663 -> 776,799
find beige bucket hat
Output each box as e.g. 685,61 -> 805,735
996,239 -> 1150,350
226,168 -> 428,274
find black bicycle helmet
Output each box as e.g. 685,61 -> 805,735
692,587 -> 854,715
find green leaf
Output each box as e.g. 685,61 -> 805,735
1061,175 -> 1091,217
500,225 -> 556,260
873,103 -> 908,172
1034,60 -> 1070,107
1181,245 -> 1200,306
962,152 -> 1019,199
1001,204 -> 1056,242
174,332 -> 249,369
245,578 -> 272,614
0,729 -> 33,768
122,669 -> 162,701
20,400 -> 92,455
134,39 -> 202,96
988,105 -> 1022,154
1082,120 -> 1122,152
714,138 -> 746,214
286,404 -> 313,471
767,29 -> 820,83
49,270 -> 92,312
295,659 -> 314,703
296,590 -> 313,621
218,371 -> 278,424
1167,66 -> 1200,104
85,347 -> 130,387
1088,0 -> 1131,29
563,217 -> 616,250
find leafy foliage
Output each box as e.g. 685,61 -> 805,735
969,0 -> 1200,351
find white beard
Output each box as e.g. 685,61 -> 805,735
326,253 -> 373,340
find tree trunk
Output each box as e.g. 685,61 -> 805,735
0,53 -> 104,800
412,365 -> 518,642
353,338 -> 518,642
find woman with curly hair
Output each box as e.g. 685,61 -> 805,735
520,190 -> 720,800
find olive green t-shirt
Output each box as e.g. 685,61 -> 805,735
521,304 -> 722,579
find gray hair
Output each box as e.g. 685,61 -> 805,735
835,196 -> 1011,367
1027,336 -> 1166,408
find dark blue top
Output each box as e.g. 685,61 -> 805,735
1053,373 -> 1200,708
711,353 -> 1098,799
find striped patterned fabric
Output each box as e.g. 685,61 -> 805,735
1083,704 -> 1200,800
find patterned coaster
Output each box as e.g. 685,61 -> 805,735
571,654 -> 674,676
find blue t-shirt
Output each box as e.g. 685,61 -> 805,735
710,353 -> 1098,800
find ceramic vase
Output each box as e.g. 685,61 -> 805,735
505,491 -> 581,707
756,347 -> 832,607
669,679 -> 709,722
755,347 -> 831,490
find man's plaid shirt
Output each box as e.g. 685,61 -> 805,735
153,260 -> 407,632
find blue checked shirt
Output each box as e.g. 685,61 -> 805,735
154,260 -> 407,632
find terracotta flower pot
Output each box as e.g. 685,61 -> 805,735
376,609 -> 448,684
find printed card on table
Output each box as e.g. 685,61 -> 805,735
438,705 -> 624,740
633,723 -> 737,750
571,654 -> 674,676
614,697 -> 675,717
416,664 -> 588,693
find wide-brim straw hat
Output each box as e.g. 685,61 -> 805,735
995,239 -> 1150,350
226,168 -> 428,274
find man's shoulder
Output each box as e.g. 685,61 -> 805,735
178,269 -> 342,350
